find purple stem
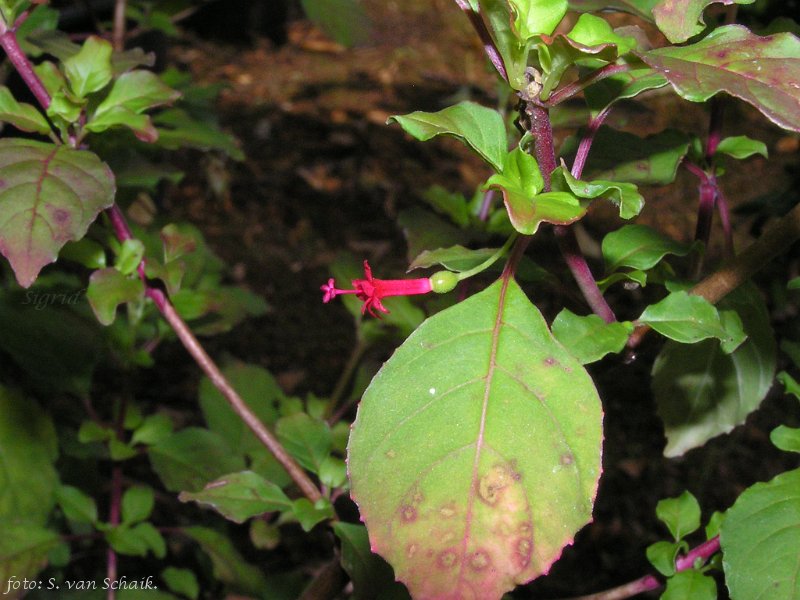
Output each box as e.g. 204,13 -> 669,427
571,106 -> 612,180
478,189 -> 496,222
545,63 -> 629,107
525,104 -> 616,322
453,0 -> 508,83
716,187 -> 734,258
705,97 -> 725,161
0,21 -> 52,109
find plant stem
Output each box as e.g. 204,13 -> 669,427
571,106 -> 612,180
112,0 -> 127,52
457,233 -> 517,280
106,205 -> 324,504
522,102 -> 616,321
556,536 -> 721,600
106,465 -> 122,600
453,0 -> 508,82
716,188 -> 734,258
545,63 -> 630,107
0,22 -> 51,109
325,338 -> 367,422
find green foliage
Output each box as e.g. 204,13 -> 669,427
551,309 -> 634,363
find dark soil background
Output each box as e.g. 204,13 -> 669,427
146,1 -> 800,598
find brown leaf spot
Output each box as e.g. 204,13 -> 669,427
518,522 -> 532,536
437,549 -> 458,570
439,502 -> 457,519
560,452 -> 574,466
543,356 -> 557,367
400,505 -> 417,523
514,537 -> 533,569
469,549 -> 491,571
52,208 -> 70,224
406,543 -> 418,558
385,449 -> 396,459
478,464 -> 514,505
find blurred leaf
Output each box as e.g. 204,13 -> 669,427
653,0 -> 755,43
106,522 -> 165,558
161,567 -> 199,600
0,387 -> 58,525
249,519 -> 281,551
770,425 -> 800,453
646,540 -> 681,576
291,498 -> 335,531
149,428 -> 245,492
652,284 -> 776,457
199,362 -> 282,455
115,239 -> 145,275
656,490 -> 701,540
153,108 -> 244,160
333,522 -> 411,600
275,413 -> 332,474
131,413 -> 174,446
319,456 -> 347,488
87,268 -> 145,326
602,224 -> 693,272
182,526 -> 268,595
551,309 -> 634,363
721,468 -> 800,600
397,208 -> 467,264
662,569 -> 717,600
59,238 -> 107,269
179,470 -> 292,524
300,0 -> 370,46
0,139 -> 115,287
0,523 -> 60,600
715,135 -> 768,159
421,186 -> 470,227
55,485 -> 98,524
639,291 -> 746,353
121,486 -> 155,524
389,102 -> 507,171
642,25 -> 800,132
0,86 -> 51,135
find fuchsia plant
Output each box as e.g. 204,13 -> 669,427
1,0 -> 800,599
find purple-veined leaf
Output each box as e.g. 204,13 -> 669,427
388,102 -> 507,171
348,278 -> 603,599
651,284 -> 776,457
0,139 -> 115,287
567,0 -> 660,20
641,25 -> 800,132
721,467 -> 800,600
652,0 -> 755,44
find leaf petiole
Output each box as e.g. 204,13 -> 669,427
456,233 -> 518,282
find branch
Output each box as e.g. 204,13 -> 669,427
453,0 -> 508,82
545,63 -> 630,107
0,20 -> 51,109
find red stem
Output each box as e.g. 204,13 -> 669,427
0,21 -> 52,109
545,63 -> 630,107
572,106 -> 612,180
453,0 -> 508,82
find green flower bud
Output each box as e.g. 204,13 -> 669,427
429,271 -> 458,294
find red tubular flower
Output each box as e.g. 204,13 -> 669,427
321,260 -> 432,317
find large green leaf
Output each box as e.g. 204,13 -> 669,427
651,284 -> 776,457
652,0 -> 756,43
0,139 -> 115,287
0,386 -> 58,525
388,102 -> 507,171
641,25 -> 800,132
348,278 -> 603,599
721,467 -> 800,600
0,523 -> 60,600
149,428 -> 245,492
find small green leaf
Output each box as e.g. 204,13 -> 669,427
584,68 -> 669,117
721,468 -> 800,600
421,185 -> 470,227
656,491 -> 701,540
597,269 -> 648,292
106,522 -> 157,557
63,36 -> 113,98
639,291 -> 746,353
567,0 -> 659,21
249,519 -> 281,550
551,309 -> 633,364
319,456 -> 347,488
55,484 -> 98,524
661,569 -> 717,600
131,413 -> 174,446
149,428 -> 246,492
646,540 -> 681,576
508,0 -> 567,39
292,498 -> 335,531
653,0 -> 755,44
78,420 -> 113,443
388,102 -> 507,171
95,70 -> 181,115
479,0 -> 531,89
715,135 -> 768,159
181,526 -> 268,595
109,438 -> 137,461
705,510 -> 724,539
333,522 -> 410,600
0,139 -> 116,287
770,425 -> 800,453
0,86 -> 51,135
602,224 -> 693,272
178,471 -> 292,524
551,164 -> 644,219
115,238 -> 145,275
275,413 -> 332,474
59,238 -> 107,269
409,245 -> 498,273
161,567 -> 199,600
153,108 -> 244,160
86,268 -> 145,326
121,486 -> 155,524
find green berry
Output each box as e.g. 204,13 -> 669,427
429,271 -> 458,294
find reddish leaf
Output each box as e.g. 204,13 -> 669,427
0,139 -> 115,287
641,25 -> 800,132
